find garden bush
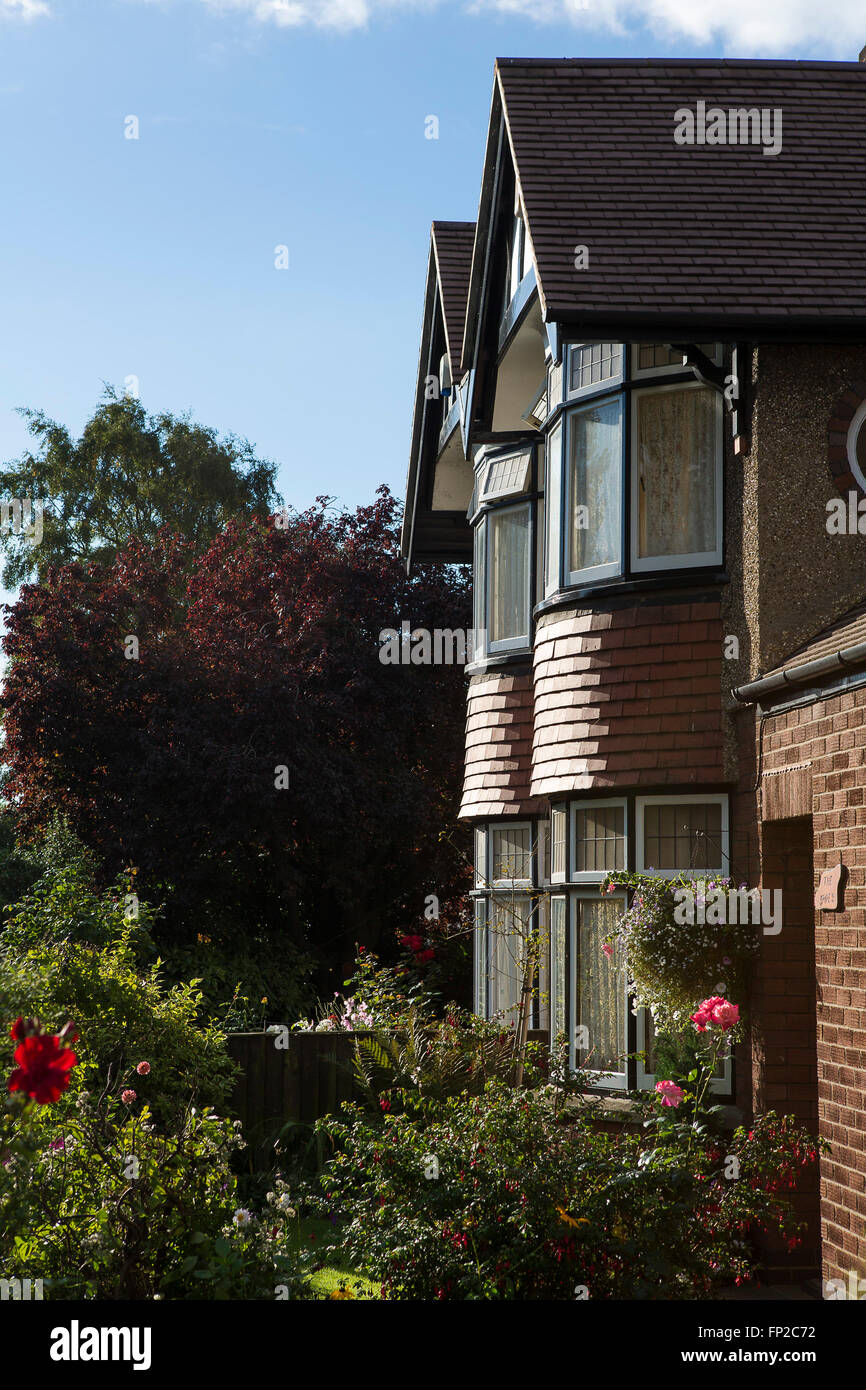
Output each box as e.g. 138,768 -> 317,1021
306,997 -> 825,1300
0,1019 -> 311,1300
0,863 -> 234,1124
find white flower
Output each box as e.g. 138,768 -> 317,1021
233,1208 -> 253,1228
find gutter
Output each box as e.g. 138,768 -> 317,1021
731,638 -> 866,704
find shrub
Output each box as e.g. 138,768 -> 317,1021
1,1056 -> 310,1300
0,866 -> 234,1125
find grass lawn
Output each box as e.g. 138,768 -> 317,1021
294,1217 -> 382,1299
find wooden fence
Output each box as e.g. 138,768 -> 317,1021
226,1030 -> 364,1166
227,1027 -> 551,1167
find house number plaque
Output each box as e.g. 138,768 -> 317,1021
814,863 -> 845,911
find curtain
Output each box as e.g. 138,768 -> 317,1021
550,897 -> 567,1038
490,505 -> 529,643
578,897 -> 625,1073
636,387 -> 716,559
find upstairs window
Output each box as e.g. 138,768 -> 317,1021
544,344 -> 724,595
472,444 -> 537,661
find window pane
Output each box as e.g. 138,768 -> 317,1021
490,505 -> 530,644
635,343 -> 719,371
551,806 -> 567,879
569,342 -> 622,394
575,805 -> 625,873
545,422 -> 562,597
489,896 -> 529,1021
492,824 -> 531,881
536,900 -> 547,1034
548,360 -> 563,409
576,897 -> 626,1073
568,398 -> 622,576
474,899 -> 486,1016
474,827 -> 487,887
481,451 -> 531,502
473,521 -> 486,653
551,896 -> 567,1039
635,387 -> 718,560
643,801 -> 723,871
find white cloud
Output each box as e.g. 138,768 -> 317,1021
198,0 -> 866,55
0,0 -> 50,18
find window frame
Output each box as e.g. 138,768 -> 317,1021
550,804 -> 568,884
629,342 -> 722,381
570,797 -> 628,883
635,794 -> 730,879
564,392 -> 625,587
490,820 -> 533,888
565,341 -> 624,401
629,379 -> 724,574
570,887 -> 629,1090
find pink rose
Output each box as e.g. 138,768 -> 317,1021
655,1080 -> 684,1108
121,1089 -> 137,1104
710,1000 -> 739,1030
602,943 -> 613,960
136,1061 -> 151,1075
691,996 -> 739,1033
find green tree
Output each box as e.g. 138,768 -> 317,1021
0,386 -> 281,586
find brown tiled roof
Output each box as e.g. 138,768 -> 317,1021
496,57 -> 866,332
432,221 -> 475,375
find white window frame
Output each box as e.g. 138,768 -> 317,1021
629,342 -> 722,381
565,342 -> 624,401
635,794 -> 730,879
629,380 -> 724,573
570,889 -> 629,1090
472,521 -> 487,661
570,797 -> 628,883
474,826 -> 488,889
564,394 -> 624,586
480,449 -> 532,504
544,419 -> 563,598
473,897 -> 487,1017
490,820 -> 533,888
484,502 -> 531,654
636,1007 -> 733,1097
549,893 -> 568,1043
550,804 -> 568,883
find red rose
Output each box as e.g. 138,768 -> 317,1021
417,949 -> 435,963
7,1032 -> 78,1104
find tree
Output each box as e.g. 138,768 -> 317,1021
0,387 -> 281,587
1,488 -> 471,990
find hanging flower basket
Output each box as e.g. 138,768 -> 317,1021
600,871 -> 760,1036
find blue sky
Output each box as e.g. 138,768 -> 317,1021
0,0 -> 861,538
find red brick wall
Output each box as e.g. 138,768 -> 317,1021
743,691 -> 866,1286
531,600 -> 724,798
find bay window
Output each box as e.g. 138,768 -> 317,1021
543,343 -> 724,597
487,794 -> 733,1094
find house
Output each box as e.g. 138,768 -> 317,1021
401,55 -> 866,1290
